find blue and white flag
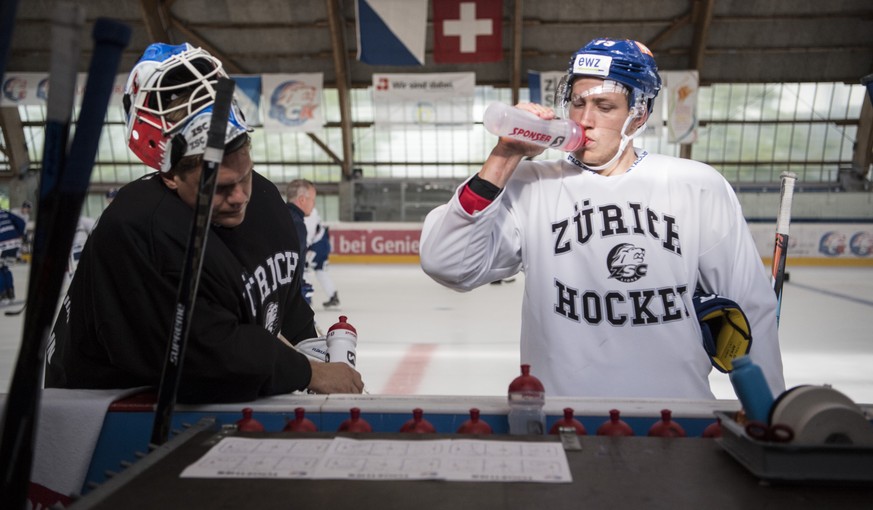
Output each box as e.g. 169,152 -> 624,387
230,75 -> 263,127
527,70 -> 565,109
356,0 -> 427,66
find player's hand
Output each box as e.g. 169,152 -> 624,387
494,102 -> 555,158
308,360 -> 364,394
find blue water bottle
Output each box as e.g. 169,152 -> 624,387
729,355 -> 774,423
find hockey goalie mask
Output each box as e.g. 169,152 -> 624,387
693,292 -> 752,373
123,43 -> 245,171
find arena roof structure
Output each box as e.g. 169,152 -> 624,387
5,0 -> 872,86
2,0 -> 873,198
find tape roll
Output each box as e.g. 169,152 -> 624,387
770,385 -> 873,446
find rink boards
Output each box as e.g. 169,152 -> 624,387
66,392 -> 873,509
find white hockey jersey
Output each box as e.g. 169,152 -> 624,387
420,151 -> 785,399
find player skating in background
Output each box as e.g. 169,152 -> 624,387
0,206 -> 27,302
46,43 -> 363,402
420,38 -> 784,400
305,207 -> 341,308
286,179 -> 317,306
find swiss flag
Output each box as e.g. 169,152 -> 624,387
433,0 -> 503,63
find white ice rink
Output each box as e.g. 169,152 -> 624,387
1,262 -> 872,404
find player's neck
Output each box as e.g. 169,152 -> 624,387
598,147 -> 639,176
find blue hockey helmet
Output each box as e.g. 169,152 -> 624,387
560,38 -> 662,114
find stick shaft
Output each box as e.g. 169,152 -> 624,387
0,0 -> 23,81
151,78 -> 236,446
770,171 -> 797,326
0,13 -> 129,509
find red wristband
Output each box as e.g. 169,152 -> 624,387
458,183 -> 495,214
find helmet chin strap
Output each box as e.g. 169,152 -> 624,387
582,107 -> 648,173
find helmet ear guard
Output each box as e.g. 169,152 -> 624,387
693,291 -> 752,373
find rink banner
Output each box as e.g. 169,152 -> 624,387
372,72 -> 475,125
1,73 -> 126,106
324,222 -> 873,265
329,225 -> 421,263
662,70 -> 699,144
262,73 -> 324,132
750,222 -> 873,266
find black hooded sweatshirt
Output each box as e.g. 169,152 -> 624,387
46,171 -> 316,403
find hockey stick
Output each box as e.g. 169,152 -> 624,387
0,0 -> 23,81
150,78 -> 236,446
0,14 -> 129,509
770,171 -> 797,327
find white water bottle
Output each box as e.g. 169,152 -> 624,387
326,315 -> 357,367
483,102 -> 586,152
507,364 -> 546,435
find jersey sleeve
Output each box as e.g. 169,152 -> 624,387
420,177 -> 523,291
697,179 -> 785,395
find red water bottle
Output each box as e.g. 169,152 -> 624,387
549,408 -> 587,435
507,364 -> 546,435
236,407 -> 265,432
596,409 -> 635,437
283,407 -> 318,432
399,408 -> 436,434
338,407 -> 372,433
647,409 -> 686,437
457,408 -> 493,435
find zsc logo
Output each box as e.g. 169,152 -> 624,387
606,243 -> 648,283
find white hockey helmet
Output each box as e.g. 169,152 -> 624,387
123,42 -> 248,171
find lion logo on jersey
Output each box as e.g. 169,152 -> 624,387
263,301 -> 280,334
607,243 -> 648,282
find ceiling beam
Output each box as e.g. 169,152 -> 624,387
0,107 -> 29,177
511,0 -> 523,105
138,0 -> 171,43
167,16 -> 244,73
853,93 -> 873,181
689,0 -> 714,71
647,12 -> 692,51
325,0 -> 353,179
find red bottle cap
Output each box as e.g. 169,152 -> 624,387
400,408 -> 436,433
647,409 -> 687,438
328,315 -> 357,334
508,364 -> 545,394
338,407 -> 372,433
702,418 -> 722,438
596,409 -> 635,436
283,407 -> 318,432
236,407 -> 265,432
457,408 -> 493,435
549,407 -> 587,435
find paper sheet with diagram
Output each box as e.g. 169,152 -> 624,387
180,436 -> 572,483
